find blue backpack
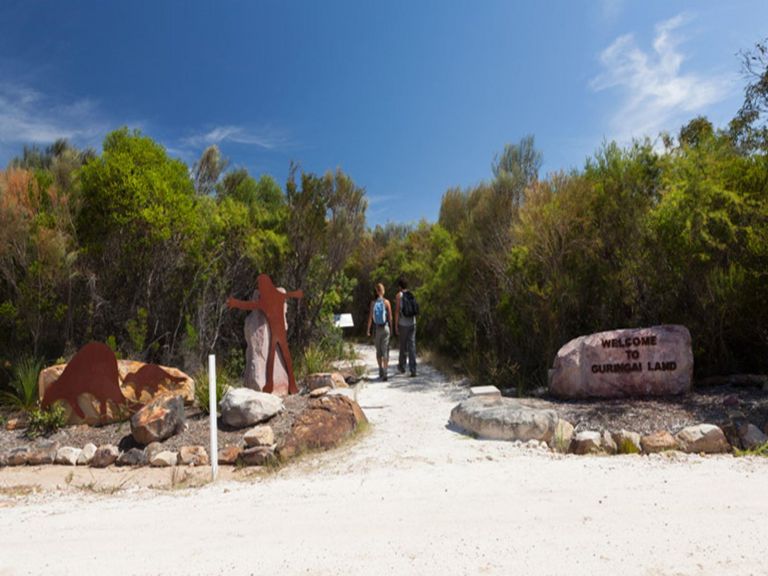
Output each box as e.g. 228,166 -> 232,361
373,299 -> 387,325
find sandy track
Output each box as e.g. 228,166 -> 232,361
1,345 -> 767,576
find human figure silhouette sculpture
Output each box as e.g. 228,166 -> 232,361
227,274 -> 303,395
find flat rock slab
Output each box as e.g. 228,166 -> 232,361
449,397 -> 559,444
469,386 -> 501,399
549,325 -> 693,399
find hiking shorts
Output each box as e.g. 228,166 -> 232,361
374,324 -> 390,360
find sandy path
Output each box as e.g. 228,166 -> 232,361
1,345 -> 767,576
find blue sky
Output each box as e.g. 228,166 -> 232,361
0,1 -> 765,225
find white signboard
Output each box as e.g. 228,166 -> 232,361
333,313 -> 354,328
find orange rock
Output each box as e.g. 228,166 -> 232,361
277,395 -> 367,461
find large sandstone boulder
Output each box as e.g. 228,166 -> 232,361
675,424 -> 730,454
549,325 -> 693,399
278,395 -> 367,461
130,395 -> 186,445
117,360 -> 194,405
220,388 -> 284,428
449,397 -> 559,444
243,288 -> 290,395
38,356 -> 194,426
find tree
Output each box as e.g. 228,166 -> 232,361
730,38 -> 768,152
78,128 -> 204,360
283,166 -> 367,351
193,145 -> 228,196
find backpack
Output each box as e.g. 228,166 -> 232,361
400,291 -> 419,318
373,298 -> 387,325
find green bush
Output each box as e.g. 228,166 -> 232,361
0,356 -> 44,411
617,438 -> 641,455
26,404 -> 67,438
194,370 -> 230,414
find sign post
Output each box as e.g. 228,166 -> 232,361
208,354 -> 218,481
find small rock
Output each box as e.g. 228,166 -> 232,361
55,446 -> 82,466
219,388 -> 284,428
571,431 -> 602,455
305,372 -> 348,391
739,423 -> 768,450
612,430 -> 642,454
116,447 -> 148,467
601,431 -> 617,455
150,451 -> 178,467
0,452 -> 7,467
641,431 -> 678,453
130,394 -> 185,445
309,386 -> 331,398
550,419 -> 574,452
91,445 -> 120,468
179,446 -> 209,466
675,424 -> 730,454
5,416 -> 28,431
217,445 -> 242,465
240,446 -> 277,466
7,447 -> 30,466
27,441 -> 60,465
145,442 -> 164,461
244,425 -> 275,447
77,443 -> 97,465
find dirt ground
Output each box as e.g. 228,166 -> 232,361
1,346 -> 767,576
536,384 -> 768,435
0,395 -> 310,455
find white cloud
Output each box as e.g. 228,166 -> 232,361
0,81 -> 107,148
181,125 -> 288,150
591,14 -> 734,142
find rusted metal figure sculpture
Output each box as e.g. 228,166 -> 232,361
41,341 -> 127,419
227,274 -> 303,395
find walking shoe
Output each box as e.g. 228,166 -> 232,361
397,366 -> 405,374
383,372 -> 388,381
409,371 -> 417,377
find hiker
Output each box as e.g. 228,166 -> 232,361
395,277 -> 418,377
366,283 -> 393,381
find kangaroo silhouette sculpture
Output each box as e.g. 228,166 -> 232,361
41,342 -> 128,420
123,364 -> 187,400
41,342 -> 193,424
227,274 -> 303,395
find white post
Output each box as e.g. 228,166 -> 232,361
208,354 -> 218,481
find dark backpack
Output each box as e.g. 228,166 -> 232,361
400,291 -> 419,318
